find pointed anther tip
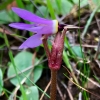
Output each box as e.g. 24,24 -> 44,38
19,45 -> 26,49
19,46 -> 23,49
9,23 -> 12,27
12,7 -> 22,13
19,45 -> 31,49
8,23 -> 17,28
19,47 -> 27,50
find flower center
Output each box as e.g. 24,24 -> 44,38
58,24 -> 66,31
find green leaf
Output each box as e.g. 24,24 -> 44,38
0,69 -> 3,95
61,0 -> 73,15
71,46 -> 83,58
16,0 -> 25,8
8,10 -> 20,22
0,10 -> 12,24
0,33 -> 3,38
92,0 -> 100,12
92,0 -> 100,6
33,64 -> 43,83
0,10 -> 19,24
47,0 -> 56,19
53,0 -> 73,15
7,51 -> 43,86
63,50 -> 72,71
36,6 -> 49,18
26,58 -> 43,85
20,86 -> 39,100
55,0 -> 61,13
26,3 -> 34,12
7,51 -> 33,86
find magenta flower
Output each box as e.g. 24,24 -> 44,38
9,7 -> 58,49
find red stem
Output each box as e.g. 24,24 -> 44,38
42,37 -> 50,60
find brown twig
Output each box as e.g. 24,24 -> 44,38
40,81 -> 51,100
61,81 -> 74,100
57,84 -> 65,100
0,25 -> 23,42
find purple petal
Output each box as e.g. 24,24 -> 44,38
12,7 -> 52,24
19,34 -> 42,49
9,23 -> 43,32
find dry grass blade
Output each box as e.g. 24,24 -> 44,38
61,81 -> 74,100
63,65 -> 100,99
64,25 -> 81,29
8,52 -> 36,100
75,68 -> 100,88
57,84 -> 65,100
40,81 -> 51,100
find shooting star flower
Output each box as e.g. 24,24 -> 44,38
9,7 -> 80,49
9,7 -> 58,49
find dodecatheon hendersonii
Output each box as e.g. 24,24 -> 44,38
9,7 -> 79,49
9,7 -> 58,49
9,7 -> 80,100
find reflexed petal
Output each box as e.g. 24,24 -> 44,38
19,34 -> 42,49
9,23 -> 43,32
9,22 -> 57,35
9,23 -> 33,29
12,7 -> 52,24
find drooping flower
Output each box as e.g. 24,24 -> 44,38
9,7 -> 58,49
9,7 -> 80,49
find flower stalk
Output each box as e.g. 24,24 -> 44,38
50,30 -> 66,100
42,35 -> 50,59
50,70 -> 57,100
42,30 -> 66,100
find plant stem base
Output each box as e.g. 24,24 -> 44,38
50,70 -> 57,100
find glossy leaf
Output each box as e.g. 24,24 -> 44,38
53,0 -> 73,15
0,10 -> 19,24
26,58 -> 43,85
72,46 -> 83,58
20,86 -> 39,100
7,51 -> 33,86
7,51 -> 43,86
